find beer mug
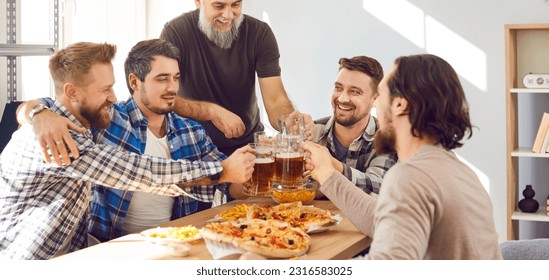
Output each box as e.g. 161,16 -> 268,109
273,134 -> 306,188
254,131 -> 276,147
277,112 -> 306,137
242,142 -> 275,197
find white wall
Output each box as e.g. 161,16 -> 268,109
62,0 -> 148,101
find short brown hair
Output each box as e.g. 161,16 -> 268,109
49,42 -> 116,93
338,56 -> 384,93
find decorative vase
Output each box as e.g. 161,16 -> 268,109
518,185 -> 539,213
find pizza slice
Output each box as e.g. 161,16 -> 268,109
298,206 -> 338,230
246,202 -> 302,221
201,219 -> 310,259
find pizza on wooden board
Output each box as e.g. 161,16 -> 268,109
200,219 -> 310,259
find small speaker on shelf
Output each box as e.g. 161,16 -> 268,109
523,73 -> 549,88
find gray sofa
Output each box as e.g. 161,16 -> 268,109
499,239 -> 549,260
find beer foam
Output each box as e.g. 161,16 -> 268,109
255,157 -> 274,164
256,147 -> 274,154
275,152 -> 303,159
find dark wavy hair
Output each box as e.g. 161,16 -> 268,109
387,54 -> 473,150
124,38 -> 180,95
338,56 -> 384,93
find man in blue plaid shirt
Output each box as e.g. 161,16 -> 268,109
19,39 -> 251,243
312,56 -> 398,195
1,42 -> 254,259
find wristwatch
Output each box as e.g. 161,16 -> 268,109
29,103 -> 50,121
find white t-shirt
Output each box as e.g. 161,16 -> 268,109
122,128 -> 175,234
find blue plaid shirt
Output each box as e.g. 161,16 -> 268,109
72,98 -> 226,241
0,101 -> 222,259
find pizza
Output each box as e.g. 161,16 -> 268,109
247,201 -> 302,222
200,219 -> 310,259
245,202 -> 337,232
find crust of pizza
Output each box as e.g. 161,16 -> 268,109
201,219 -> 310,259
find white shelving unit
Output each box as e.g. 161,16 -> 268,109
505,24 -> 549,240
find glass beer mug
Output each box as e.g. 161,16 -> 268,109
242,142 -> 275,197
273,113 -> 307,187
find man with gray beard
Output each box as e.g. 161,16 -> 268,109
160,0 -> 298,158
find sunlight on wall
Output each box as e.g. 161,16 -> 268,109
362,0 -> 490,193
362,0 -> 487,91
425,16 -> 487,91
362,0 -> 425,48
262,11 -> 271,25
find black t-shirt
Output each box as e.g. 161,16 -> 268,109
160,9 -> 282,155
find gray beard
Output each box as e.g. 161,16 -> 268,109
198,10 -> 243,49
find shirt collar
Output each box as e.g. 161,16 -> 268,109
320,114 -> 378,142
124,97 -> 176,136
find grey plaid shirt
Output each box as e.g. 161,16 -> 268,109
0,101 -> 222,259
312,115 -> 398,194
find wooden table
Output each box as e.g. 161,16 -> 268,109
53,197 -> 371,260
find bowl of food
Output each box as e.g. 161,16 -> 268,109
140,225 -> 202,257
270,178 -> 319,204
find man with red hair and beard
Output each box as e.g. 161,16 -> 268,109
300,54 -> 502,260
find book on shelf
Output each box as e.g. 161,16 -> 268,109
541,128 -> 549,153
532,112 -> 549,153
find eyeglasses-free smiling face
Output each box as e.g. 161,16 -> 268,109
331,68 -> 377,128
132,55 -> 180,115
76,62 -> 116,130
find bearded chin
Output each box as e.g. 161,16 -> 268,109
82,107 -> 111,130
373,127 -> 397,156
198,10 -> 243,49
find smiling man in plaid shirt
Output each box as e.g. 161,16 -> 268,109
312,56 -> 398,195
0,41 -> 254,259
